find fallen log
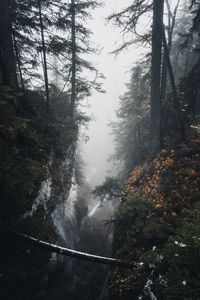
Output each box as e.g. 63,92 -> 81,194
3,230 -> 132,268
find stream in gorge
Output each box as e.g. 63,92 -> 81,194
49,162 -> 116,300
0,2 -> 138,298
45,2 -> 135,295
1,0 -> 200,299
47,103 -> 119,299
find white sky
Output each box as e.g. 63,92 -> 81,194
81,0 -> 183,187
81,0 -> 144,187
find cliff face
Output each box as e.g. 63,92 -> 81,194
0,88 -> 83,299
109,138 -> 200,300
0,87 -> 113,300
52,170 -> 80,247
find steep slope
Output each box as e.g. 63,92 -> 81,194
109,137 -> 200,300
126,138 -> 200,216
0,87 -> 83,299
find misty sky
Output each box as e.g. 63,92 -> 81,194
81,0 -> 143,187
81,0 -> 182,187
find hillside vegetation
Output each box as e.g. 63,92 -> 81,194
110,133 -> 200,300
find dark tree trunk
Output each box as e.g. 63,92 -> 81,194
0,0 -> 18,88
150,0 -> 164,157
38,0 -> 50,114
161,0 -> 180,103
12,31 -> 25,93
162,29 -> 185,142
71,0 -> 76,115
160,0 -> 181,146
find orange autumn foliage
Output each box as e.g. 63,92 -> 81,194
125,138 -> 200,216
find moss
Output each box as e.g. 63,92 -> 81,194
0,87 -> 78,224
0,94 -> 43,224
20,206 -> 56,242
0,158 -> 47,224
0,86 -> 79,299
51,126 -> 78,159
110,141 -> 200,300
49,160 -> 63,195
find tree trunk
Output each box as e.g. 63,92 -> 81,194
160,0 -> 181,146
71,0 -> 76,115
38,0 -> 50,114
5,230 -> 131,268
150,0 -> 164,157
162,28 -> 185,142
161,0 -> 180,103
0,0 -> 18,88
12,31 -> 25,93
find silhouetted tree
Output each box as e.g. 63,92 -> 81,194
0,0 -> 18,88
149,0 -> 164,156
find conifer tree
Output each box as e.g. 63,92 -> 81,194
0,0 -> 103,117
63,0 -> 103,113
11,0 -> 102,113
111,63 -> 150,182
0,0 -> 18,88
150,0 -> 164,156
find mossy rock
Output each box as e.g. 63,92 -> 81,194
19,206 -> 56,241
0,158 -> 47,224
49,161 -> 63,195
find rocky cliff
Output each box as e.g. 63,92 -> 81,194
0,87 -> 84,299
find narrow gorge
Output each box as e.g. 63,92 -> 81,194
1,0 -> 200,299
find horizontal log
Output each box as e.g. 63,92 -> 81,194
3,230 -> 132,268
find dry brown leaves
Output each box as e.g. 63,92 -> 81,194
125,138 -> 200,216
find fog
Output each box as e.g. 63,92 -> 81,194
81,0 -> 143,188
81,0 -> 183,188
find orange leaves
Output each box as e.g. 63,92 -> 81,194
186,168 -> 197,177
125,139 -> 200,216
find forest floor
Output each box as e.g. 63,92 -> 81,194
109,125 -> 200,300
126,134 -> 200,218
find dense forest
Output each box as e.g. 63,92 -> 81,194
0,0 -> 200,299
